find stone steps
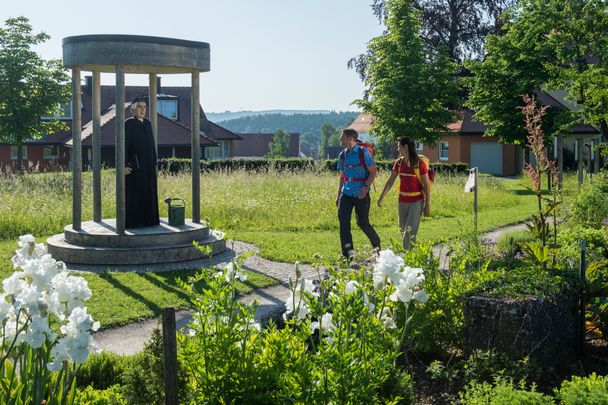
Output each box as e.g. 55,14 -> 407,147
46,219 -> 226,266
63,219 -> 210,248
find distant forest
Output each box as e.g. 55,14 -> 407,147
220,112 -> 359,158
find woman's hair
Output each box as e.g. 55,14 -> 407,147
398,136 -> 419,166
129,98 -> 147,115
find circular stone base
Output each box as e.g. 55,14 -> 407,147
46,219 -> 226,266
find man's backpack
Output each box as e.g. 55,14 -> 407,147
339,140 -> 376,183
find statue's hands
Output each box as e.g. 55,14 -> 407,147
125,167 -> 132,175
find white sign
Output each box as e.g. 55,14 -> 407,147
464,171 -> 476,193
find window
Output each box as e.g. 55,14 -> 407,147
439,142 -> 449,161
43,145 -> 59,159
40,100 -> 81,120
204,141 -> 231,160
10,146 -> 27,160
553,139 -> 558,159
157,99 -> 178,120
415,142 -> 424,152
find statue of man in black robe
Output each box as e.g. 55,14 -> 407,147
125,99 -> 160,228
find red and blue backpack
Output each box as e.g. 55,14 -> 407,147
339,140 -> 375,183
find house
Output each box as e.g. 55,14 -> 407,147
0,76 -> 242,170
347,93 -> 602,175
231,133 -> 300,158
347,114 -> 375,142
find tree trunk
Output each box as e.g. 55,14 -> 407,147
17,143 -> 24,175
601,121 -> 608,170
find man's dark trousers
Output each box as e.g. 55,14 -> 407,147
338,193 -> 381,257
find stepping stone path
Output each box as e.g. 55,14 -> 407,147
93,222 -> 529,355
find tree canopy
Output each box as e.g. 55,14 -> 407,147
466,0 -> 608,144
0,16 -> 70,168
268,128 -> 291,158
363,0 -> 517,62
353,0 -> 458,145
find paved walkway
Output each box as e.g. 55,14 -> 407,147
93,222 -> 528,355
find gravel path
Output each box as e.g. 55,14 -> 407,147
93,223 -> 528,355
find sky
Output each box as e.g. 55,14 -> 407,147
3,0 -> 386,112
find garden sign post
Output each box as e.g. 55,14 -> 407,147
464,167 -> 478,234
579,239 -> 587,356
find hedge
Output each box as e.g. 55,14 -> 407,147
319,159 -> 469,173
158,157 -> 316,174
158,157 -> 468,174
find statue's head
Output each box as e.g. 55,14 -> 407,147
129,98 -> 147,120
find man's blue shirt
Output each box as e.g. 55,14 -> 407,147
337,143 -> 375,198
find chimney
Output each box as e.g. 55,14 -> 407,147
84,75 -> 93,95
156,76 -> 162,94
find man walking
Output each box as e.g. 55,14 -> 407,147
336,128 -> 381,258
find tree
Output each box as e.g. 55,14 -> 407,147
0,16 -> 70,172
353,0 -> 458,145
360,0 -> 518,62
466,0 -> 608,145
268,128 -> 290,158
319,122 -> 337,159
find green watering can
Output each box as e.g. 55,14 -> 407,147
164,198 -> 185,226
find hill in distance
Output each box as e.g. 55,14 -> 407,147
207,109 -> 349,122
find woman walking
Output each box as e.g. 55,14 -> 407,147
377,137 -> 431,250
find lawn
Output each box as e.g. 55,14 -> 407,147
0,168 -> 581,328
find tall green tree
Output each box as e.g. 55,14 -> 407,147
319,122 -> 337,158
466,0 -> 608,145
0,16 -> 70,172
354,0 -> 458,145
358,0 -> 517,62
268,128 -> 290,158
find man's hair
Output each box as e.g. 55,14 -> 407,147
341,128 -> 358,140
129,98 -> 147,115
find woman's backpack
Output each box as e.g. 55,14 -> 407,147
396,155 -> 435,192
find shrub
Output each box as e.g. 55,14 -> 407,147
404,239 -> 497,354
426,359 -> 460,383
159,157 -> 316,174
462,350 -> 540,385
571,172 -> 608,228
319,158 -> 468,173
178,251 -> 421,403
556,373 -> 608,405
74,384 -> 127,405
496,230 -> 534,258
76,350 -> 129,390
381,369 -> 415,404
121,328 -> 187,405
473,265 -> 578,301
458,379 -> 553,404
558,225 -> 608,266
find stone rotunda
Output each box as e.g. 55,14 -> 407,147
46,35 -> 226,267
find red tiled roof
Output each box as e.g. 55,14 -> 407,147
347,113 -> 374,133
73,104 -> 217,147
32,83 -> 240,146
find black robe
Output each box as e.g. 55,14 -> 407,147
125,117 -> 160,228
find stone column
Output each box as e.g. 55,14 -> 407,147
594,139 -> 600,173
115,65 -> 126,234
191,72 -> 201,223
92,71 -> 102,222
577,137 -> 584,190
149,73 -> 158,154
71,67 -> 82,230
557,134 -> 563,189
